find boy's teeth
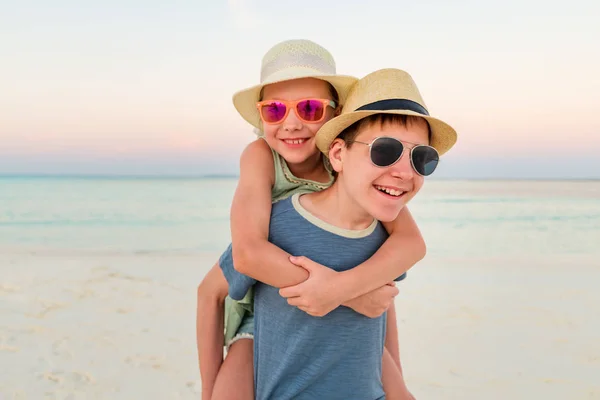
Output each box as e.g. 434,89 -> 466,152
375,185 -> 403,197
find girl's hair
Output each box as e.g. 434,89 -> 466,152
327,83 -> 340,105
259,82 -> 340,104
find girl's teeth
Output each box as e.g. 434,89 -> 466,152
285,139 -> 305,145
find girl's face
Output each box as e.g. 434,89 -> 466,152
260,78 -> 336,165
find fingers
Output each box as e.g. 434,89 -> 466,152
297,305 -> 311,314
383,285 -> 399,296
289,256 -> 326,273
286,296 -> 303,307
289,255 -> 309,267
296,305 -> 323,317
286,297 -> 311,313
279,286 -> 299,298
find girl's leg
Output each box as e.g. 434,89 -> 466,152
197,262 -> 254,400
197,263 -> 228,400
211,338 -> 254,400
382,347 -> 415,400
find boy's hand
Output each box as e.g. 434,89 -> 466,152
279,256 -> 344,317
345,283 -> 398,318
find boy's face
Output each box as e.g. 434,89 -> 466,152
334,118 -> 430,222
260,78 -> 336,165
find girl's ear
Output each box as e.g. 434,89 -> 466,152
328,138 -> 345,173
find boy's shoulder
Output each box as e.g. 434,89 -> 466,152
270,196 -> 296,218
270,195 -> 387,241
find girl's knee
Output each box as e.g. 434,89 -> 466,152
198,262 -> 229,304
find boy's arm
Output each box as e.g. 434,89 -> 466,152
230,139 -> 309,287
385,302 -> 415,399
385,301 -> 402,369
196,265 -> 229,400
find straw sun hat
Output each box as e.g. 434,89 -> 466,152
233,39 -> 358,131
315,68 -> 458,156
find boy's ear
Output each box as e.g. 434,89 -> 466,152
328,138 -> 345,173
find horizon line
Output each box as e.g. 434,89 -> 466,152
1,173 -> 599,182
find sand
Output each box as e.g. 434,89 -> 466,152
1,250 -> 598,399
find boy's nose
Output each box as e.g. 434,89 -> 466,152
389,150 -> 414,180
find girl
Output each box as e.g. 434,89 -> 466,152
197,40 -> 422,400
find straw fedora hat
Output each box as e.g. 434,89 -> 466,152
315,68 -> 457,156
232,39 -> 358,131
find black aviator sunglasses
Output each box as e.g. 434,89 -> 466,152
352,136 -> 440,176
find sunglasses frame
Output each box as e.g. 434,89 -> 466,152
256,98 -> 336,125
353,136 -> 440,177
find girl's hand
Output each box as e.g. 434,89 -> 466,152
345,284 -> 398,318
279,256 -> 344,317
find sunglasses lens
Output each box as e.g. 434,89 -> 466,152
260,101 -> 287,123
296,100 -> 325,122
412,146 -> 439,176
370,137 -> 404,167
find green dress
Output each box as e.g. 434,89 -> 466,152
223,143 -> 334,347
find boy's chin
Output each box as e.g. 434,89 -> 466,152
368,205 -> 404,223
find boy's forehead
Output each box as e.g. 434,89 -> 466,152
355,117 -> 430,144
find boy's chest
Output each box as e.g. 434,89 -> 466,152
270,225 -> 385,272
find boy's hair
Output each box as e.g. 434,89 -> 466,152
337,114 -> 431,147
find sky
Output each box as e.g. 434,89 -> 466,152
1,0 -> 599,178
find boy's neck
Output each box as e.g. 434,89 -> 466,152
299,181 -> 375,231
286,152 -> 328,182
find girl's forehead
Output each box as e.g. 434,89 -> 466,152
262,78 -> 331,99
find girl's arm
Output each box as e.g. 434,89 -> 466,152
230,141 -> 423,316
329,207 -> 425,302
225,140 -> 395,319
279,207 -> 424,315
230,139 -> 309,287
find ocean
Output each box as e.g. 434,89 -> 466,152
1,177 -> 599,258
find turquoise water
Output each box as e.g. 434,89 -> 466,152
1,177 -> 599,258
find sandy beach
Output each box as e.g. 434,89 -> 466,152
1,249 -> 598,399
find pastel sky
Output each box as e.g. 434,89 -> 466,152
1,0 -> 599,178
